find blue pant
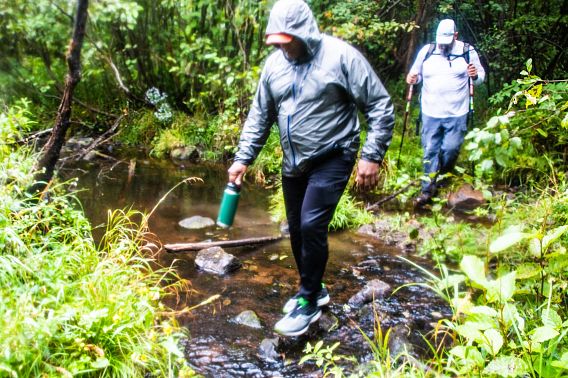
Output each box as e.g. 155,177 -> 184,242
420,113 -> 468,193
282,153 -> 354,304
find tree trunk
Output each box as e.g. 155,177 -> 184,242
31,0 -> 89,195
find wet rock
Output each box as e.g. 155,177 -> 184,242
179,215 -> 215,229
357,303 -> 389,324
318,312 -> 339,332
357,221 -> 414,252
388,324 -> 414,358
195,246 -> 241,275
232,310 -> 263,329
258,337 -> 280,362
447,184 -> 485,211
348,279 -> 392,309
170,145 -> 199,161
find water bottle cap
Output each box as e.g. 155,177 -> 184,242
227,182 -> 241,192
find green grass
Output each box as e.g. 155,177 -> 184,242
0,104 -> 196,377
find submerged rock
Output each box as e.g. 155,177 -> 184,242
258,337 -> 280,362
195,246 -> 241,275
233,310 -> 263,329
348,279 -> 392,309
179,215 -> 215,229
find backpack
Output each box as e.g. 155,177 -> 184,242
414,42 -> 473,135
423,42 -> 471,64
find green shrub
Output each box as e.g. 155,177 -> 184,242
0,104 -> 195,377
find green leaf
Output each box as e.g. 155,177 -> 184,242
510,137 -> 522,149
542,225 -> 568,252
91,357 -> 110,369
551,352 -> 568,370
483,329 -> 504,356
460,255 -> 488,288
455,322 -> 484,342
529,238 -> 542,257
161,336 -> 184,358
536,128 -> 548,137
530,326 -> 559,343
480,159 -> 494,171
483,356 -> 529,377
561,112 -> 568,129
485,272 -> 516,303
469,305 -> 499,317
515,263 -> 541,279
490,229 -> 529,253
542,309 -> 562,329
487,116 -> 499,128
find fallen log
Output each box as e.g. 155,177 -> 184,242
164,235 -> 283,253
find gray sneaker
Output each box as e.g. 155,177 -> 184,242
274,297 -> 322,337
282,286 -> 330,314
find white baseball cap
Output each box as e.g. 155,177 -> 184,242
436,19 -> 456,45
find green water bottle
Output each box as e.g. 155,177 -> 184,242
216,182 -> 241,228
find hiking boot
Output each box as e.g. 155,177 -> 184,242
282,285 -> 330,314
274,297 -> 322,337
414,192 -> 433,208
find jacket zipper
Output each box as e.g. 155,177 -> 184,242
287,64 -> 311,170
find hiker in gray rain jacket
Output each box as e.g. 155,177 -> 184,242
227,0 -> 394,336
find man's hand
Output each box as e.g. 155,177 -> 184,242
406,72 -> 418,85
355,160 -> 380,191
467,63 -> 478,80
228,161 -> 248,186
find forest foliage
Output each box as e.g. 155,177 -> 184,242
0,0 -> 567,376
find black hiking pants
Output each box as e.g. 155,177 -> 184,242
282,153 -> 355,305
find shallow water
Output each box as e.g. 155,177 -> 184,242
63,157 -> 450,377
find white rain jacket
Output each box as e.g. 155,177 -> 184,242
234,0 -> 394,176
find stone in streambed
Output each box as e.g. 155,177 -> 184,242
195,246 -> 241,275
179,215 -> 215,229
232,310 -> 263,329
348,279 -> 392,309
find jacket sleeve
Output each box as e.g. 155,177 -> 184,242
408,45 -> 430,84
343,47 -> 395,163
234,66 -> 277,165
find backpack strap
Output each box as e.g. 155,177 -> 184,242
463,42 -> 470,64
422,43 -> 436,63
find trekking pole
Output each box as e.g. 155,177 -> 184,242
396,84 -> 413,168
468,75 -> 475,175
468,76 -> 474,129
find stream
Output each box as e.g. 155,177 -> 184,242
62,156 -> 450,377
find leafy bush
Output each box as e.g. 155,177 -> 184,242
465,60 -> 568,185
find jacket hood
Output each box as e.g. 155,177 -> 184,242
265,0 -> 322,60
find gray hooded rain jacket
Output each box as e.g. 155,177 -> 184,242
234,0 -> 395,177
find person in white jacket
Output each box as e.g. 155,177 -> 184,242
228,0 -> 394,336
407,19 -> 485,207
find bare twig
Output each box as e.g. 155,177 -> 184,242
74,114 -> 125,160
365,180 -> 418,211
